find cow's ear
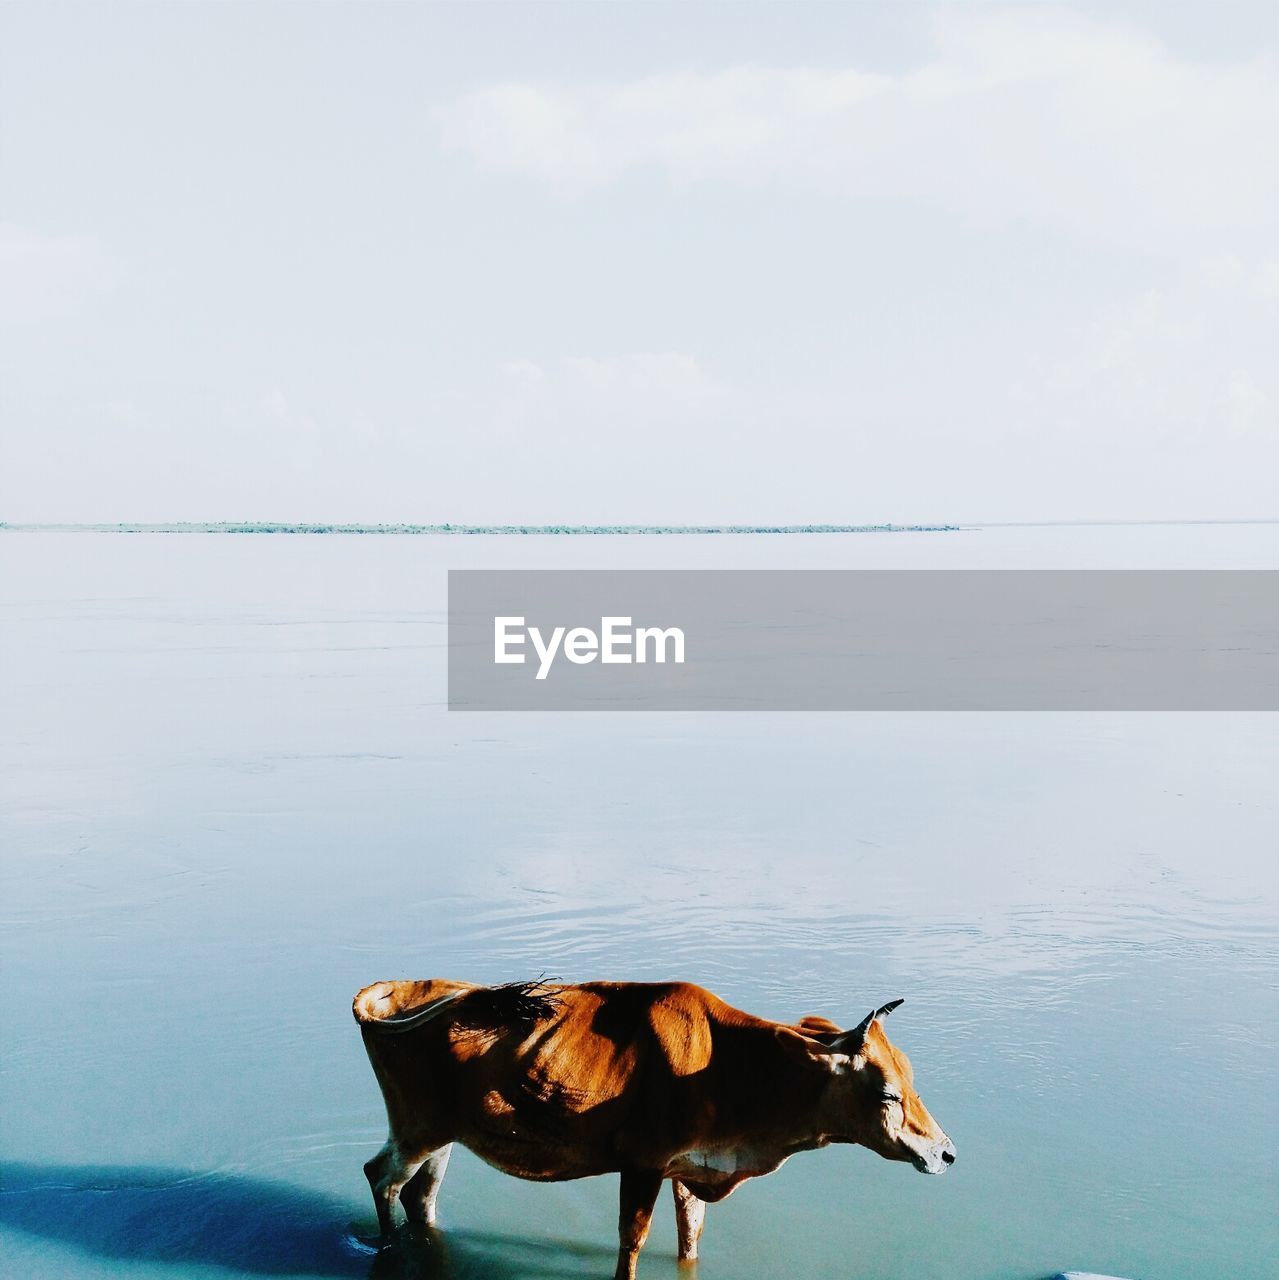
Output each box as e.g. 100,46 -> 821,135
795,1014 -> 843,1044
780,1025 -> 846,1062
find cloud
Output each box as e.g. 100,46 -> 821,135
4,314 -> 1276,525
0,222 -> 114,324
431,351 -> 749,517
495,352 -> 732,428
1222,367 -> 1272,436
1257,259 -> 1279,300
433,9 -> 1279,254
408,303 -> 1277,524
254,387 -> 315,435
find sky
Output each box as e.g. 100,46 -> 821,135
1,0 -> 1277,525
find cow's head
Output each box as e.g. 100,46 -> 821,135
798,1000 -> 957,1175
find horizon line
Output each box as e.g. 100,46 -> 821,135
2,520 -> 960,535
2,518 -> 1278,535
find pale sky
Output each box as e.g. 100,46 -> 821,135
2,1 -> 1277,524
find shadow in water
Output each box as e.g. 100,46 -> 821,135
0,1163 -> 617,1279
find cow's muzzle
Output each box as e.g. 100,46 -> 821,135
913,1137 -> 957,1175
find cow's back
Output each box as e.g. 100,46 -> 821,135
354,979 -> 752,1176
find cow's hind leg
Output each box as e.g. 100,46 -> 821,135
364,1139 -> 429,1237
672,1180 -> 706,1264
614,1169 -> 663,1280
402,1143 -> 453,1227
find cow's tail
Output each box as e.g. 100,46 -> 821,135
353,979 -> 562,1036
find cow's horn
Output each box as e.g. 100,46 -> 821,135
837,999 -> 905,1053
851,999 -> 902,1037
850,1008 -> 876,1037
827,1008 -> 877,1056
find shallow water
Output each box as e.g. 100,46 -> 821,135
1,528 -> 1276,1280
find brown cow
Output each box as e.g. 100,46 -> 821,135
353,978 -> 956,1279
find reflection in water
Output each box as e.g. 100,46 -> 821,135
366,1229 -> 619,1280
0,1163 -> 616,1280
0,1162 -> 366,1277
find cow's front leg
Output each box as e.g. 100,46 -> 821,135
402,1144 -> 453,1227
671,1179 -> 706,1263
614,1168 -> 663,1280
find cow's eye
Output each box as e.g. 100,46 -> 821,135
882,1092 -> 902,1104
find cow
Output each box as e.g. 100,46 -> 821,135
353,978 -> 956,1280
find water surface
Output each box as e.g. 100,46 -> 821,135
2,527 -> 1276,1280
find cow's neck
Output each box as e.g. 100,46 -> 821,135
729,1032 -> 847,1151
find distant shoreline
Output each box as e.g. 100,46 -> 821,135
1,519 -> 1274,536
0,521 -> 960,535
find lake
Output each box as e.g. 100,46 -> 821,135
1,527 -> 1276,1280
